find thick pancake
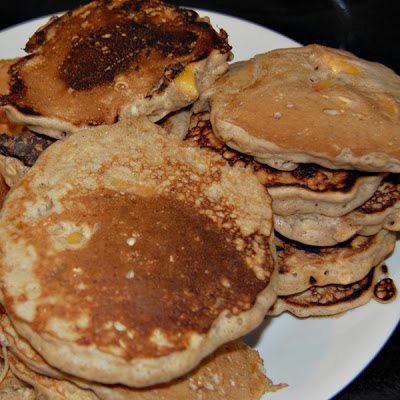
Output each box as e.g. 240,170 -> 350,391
185,112 -> 384,217
275,230 -> 396,296
275,175 -> 400,245
0,0 -> 231,139
0,117 -> 276,387
269,264 -> 390,318
208,45 -> 400,172
1,312 -> 280,400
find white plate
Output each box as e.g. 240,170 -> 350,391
0,10 -> 399,400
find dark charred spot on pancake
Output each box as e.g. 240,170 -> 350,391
266,164 -> 374,193
60,20 -> 201,91
275,231 -> 366,260
0,131 -> 54,167
147,63 -> 185,96
186,113 -> 255,169
358,175 -> 399,214
374,277 -> 397,303
31,190 -> 270,359
25,16 -> 63,53
309,276 -> 317,285
286,268 -> 375,307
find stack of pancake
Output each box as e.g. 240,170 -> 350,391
0,0 -> 397,398
186,44 -> 399,318
0,0 -> 284,398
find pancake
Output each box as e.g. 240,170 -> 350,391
208,45 -> 400,172
275,175 -> 400,245
8,354 -> 97,400
159,109 -> 192,140
0,117 -> 276,387
0,0 -> 231,139
0,130 -> 54,167
269,264 -> 389,318
0,59 -> 23,135
1,312 -> 280,400
0,59 -> 46,187
275,230 -> 396,296
0,362 -> 34,400
185,112 -> 384,217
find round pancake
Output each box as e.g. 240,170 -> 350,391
0,117 -> 276,387
275,230 -> 396,296
209,45 -> 400,172
0,0 -> 231,139
2,313 -> 278,400
269,264 -> 388,318
185,112 -> 384,217
275,175 -> 400,245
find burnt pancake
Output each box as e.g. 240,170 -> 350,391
0,130 -> 53,168
208,45 -> 400,172
269,264 -> 390,318
0,59 -> 51,186
185,112 -> 384,217
275,174 -> 400,246
275,230 -> 396,296
0,117 -> 276,387
0,0 -> 231,139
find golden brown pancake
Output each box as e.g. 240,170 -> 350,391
208,45 -> 400,172
185,112 -> 385,217
275,230 -> 396,296
1,311 -> 281,400
275,174 -> 400,245
0,0 -> 231,139
0,117 -> 276,387
269,264 -> 389,317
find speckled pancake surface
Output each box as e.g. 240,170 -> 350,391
185,112 -> 385,217
269,264 -> 388,318
0,0 -> 231,139
275,230 -> 396,296
0,117 -> 276,387
209,45 -> 400,172
1,311 -> 279,400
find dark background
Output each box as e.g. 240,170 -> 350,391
0,1 -> 399,399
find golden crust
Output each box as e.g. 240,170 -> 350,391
0,0 -> 230,138
0,117 -> 276,387
275,175 -> 400,246
185,112 -> 384,217
269,264 -> 388,317
275,230 -> 396,295
210,45 -> 400,172
1,313 -> 282,400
